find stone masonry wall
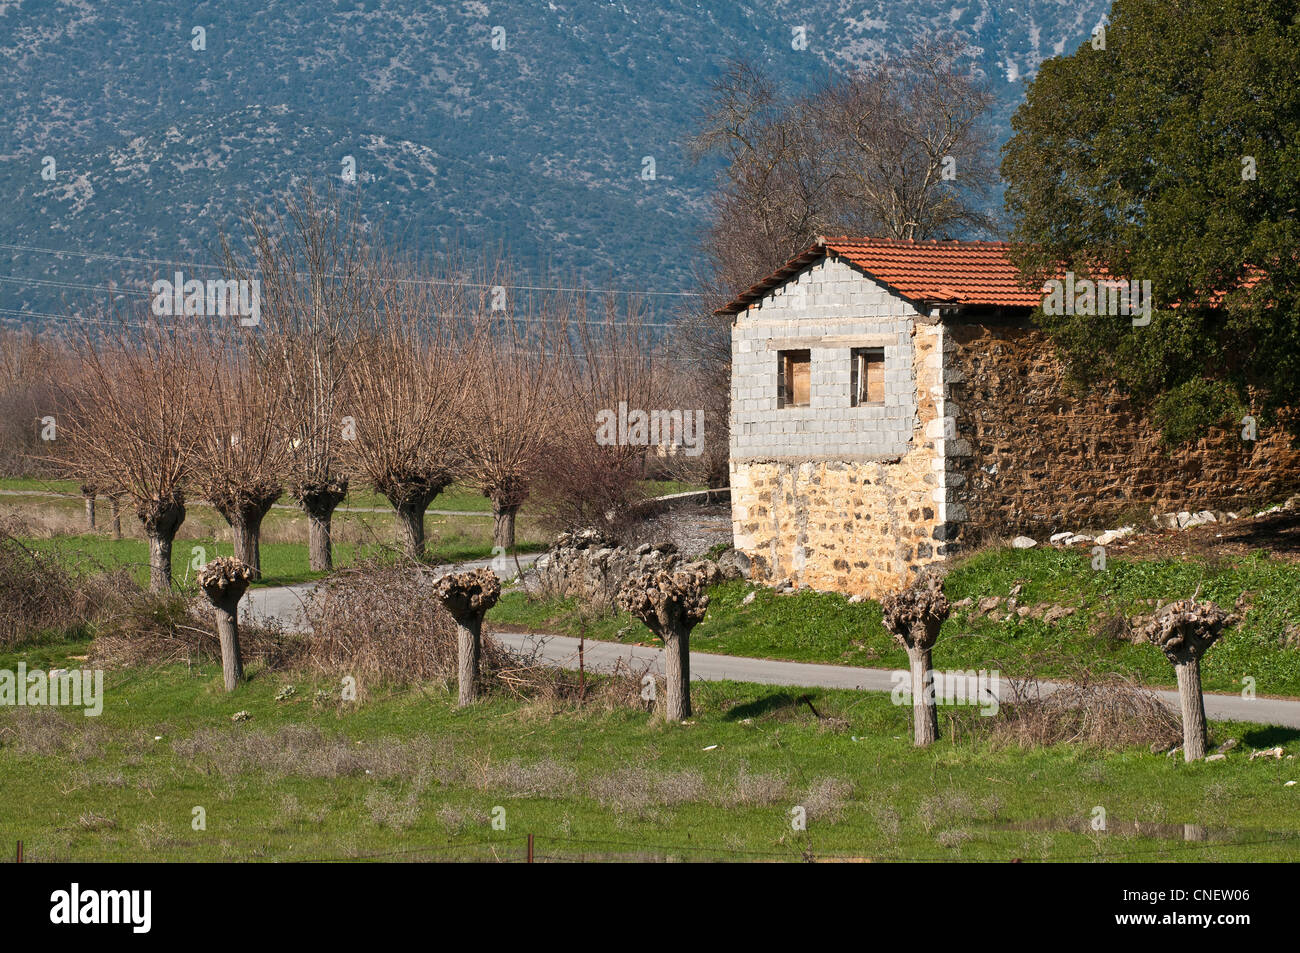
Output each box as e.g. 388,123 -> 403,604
945,321 -> 1300,542
730,257 -> 951,595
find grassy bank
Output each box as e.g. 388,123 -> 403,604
493,547 -> 1300,697
2,639 -> 1297,862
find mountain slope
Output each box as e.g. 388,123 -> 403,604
0,0 -> 1109,325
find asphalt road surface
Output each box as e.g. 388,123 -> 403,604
243,571 -> 1300,730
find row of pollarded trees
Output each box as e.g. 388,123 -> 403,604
881,573 -> 1233,762
45,187 -> 676,590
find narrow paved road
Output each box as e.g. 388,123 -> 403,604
241,553 -> 543,631
244,575 -> 1300,729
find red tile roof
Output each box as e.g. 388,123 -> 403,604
715,237 -> 1045,314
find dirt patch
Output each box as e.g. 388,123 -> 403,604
1104,510 -> 1300,563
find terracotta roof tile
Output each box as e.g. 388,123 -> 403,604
716,237 -> 1045,314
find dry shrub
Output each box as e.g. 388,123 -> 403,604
306,560 -> 649,706
496,652 -> 653,712
364,775 -> 429,831
303,560 -> 512,686
587,766 -> 709,814
437,805 -> 489,834
800,777 -> 854,823
731,764 -> 791,806
985,671 -> 1181,751
170,725 -> 439,782
474,758 -> 578,798
916,790 -> 999,833
0,708 -> 106,762
936,829 -> 973,849
0,532 -> 86,647
91,586 -> 302,673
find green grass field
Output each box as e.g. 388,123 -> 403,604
494,547 -> 1300,697
22,530 -> 547,590
0,477 -> 700,511
2,637 -> 1297,863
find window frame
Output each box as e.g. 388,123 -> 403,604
776,348 -> 812,409
850,347 -> 886,407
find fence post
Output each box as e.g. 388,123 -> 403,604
526,833 -> 534,863
15,841 -> 22,863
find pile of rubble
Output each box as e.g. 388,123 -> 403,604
1010,494 -> 1300,550
532,529 -> 748,606
1010,527 -> 1135,549
950,584 -> 1077,624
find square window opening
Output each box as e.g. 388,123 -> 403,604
851,348 -> 886,406
777,349 -> 811,408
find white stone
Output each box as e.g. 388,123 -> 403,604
1011,536 -> 1038,549
1095,526 -> 1134,545
1049,532 -> 1073,544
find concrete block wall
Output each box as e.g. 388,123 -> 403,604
730,256 -> 920,462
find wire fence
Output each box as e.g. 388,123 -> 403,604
12,826 -> 1300,864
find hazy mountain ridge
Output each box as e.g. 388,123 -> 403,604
0,0 -> 1108,324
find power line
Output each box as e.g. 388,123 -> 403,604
0,240 -> 706,299
0,272 -> 699,330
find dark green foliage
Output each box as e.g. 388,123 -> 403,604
1002,0 -> 1300,442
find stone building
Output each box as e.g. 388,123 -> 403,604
718,237 -> 1300,597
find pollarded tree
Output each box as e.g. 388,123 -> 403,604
432,567 -> 501,707
52,312 -> 207,591
106,489 -> 124,539
881,573 -> 950,747
616,565 -> 710,722
1138,598 -> 1231,761
197,556 -> 254,692
533,295 -> 663,534
342,253 -> 477,559
222,184 -> 366,571
191,336 -> 290,579
462,273 -> 569,551
79,483 -> 97,530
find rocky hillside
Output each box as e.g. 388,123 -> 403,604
0,0 -> 1109,326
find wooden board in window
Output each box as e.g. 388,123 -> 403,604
851,348 -> 885,406
778,349 -> 811,408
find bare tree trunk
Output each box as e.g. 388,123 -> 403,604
1175,659 -> 1209,761
663,629 -> 691,721
456,616 -> 482,707
308,516 -> 333,571
219,493 -> 279,580
109,497 -> 122,540
395,502 -> 427,560
299,481 -> 347,572
492,501 -> 520,550
148,534 -> 173,592
198,558 -> 252,694
231,515 -> 257,575
215,600 -> 243,691
907,643 -> 938,747
140,499 -> 185,592
84,495 -> 96,530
